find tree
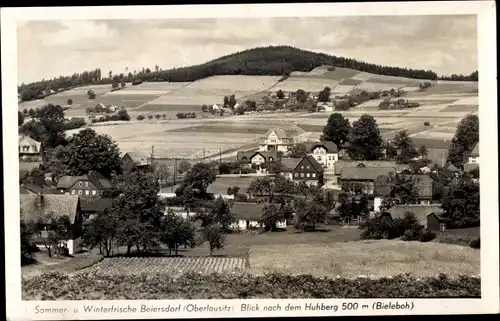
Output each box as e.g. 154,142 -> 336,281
227,186 -> 240,196
318,86 -> 331,102
148,115 -> 153,120
160,210 -> 196,255
121,80 -> 126,88
162,114 -> 167,120
260,203 -> 285,231
276,89 -> 285,99
203,223 -> 226,256
391,130 -> 418,163
19,103 -> 67,150
137,115 -> 145,121
176,162 -> 218,202
112,171 -> 164,254
153,164 -> 170,187
290,143 -> 308,158
47,128 -> 122,179
87,90 -> 96,99
201,104 -> 208,112
218,162 -> 231,174
245,100 -> 257,112
294,200 -> 327,231
448,115 -> 479,167
20,219 -> 36,264
441,175 -> 480,228
418,145 -> 428,160
33,213 -> 71,257
194,196 -> 234,229
321,113 -> 351,149
18,111 -> 25,126
177,160 -> 192,175
347,114 -> 383,160
228,95 -> 237,109
112,81 -> 119,89
82,208 -> 117,256
155,114 -> 161,120
223,96 -> 229,107
379,173 -> 420,211
295,89 -> 308,103
117,109 -> 130,121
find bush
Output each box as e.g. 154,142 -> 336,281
469,238 -> 480,249
63,118 -> 86,130
176,112 -> 196,119
22,272 -> 480,300
67,99 -> 73,105
419,229 -> 436,242
424,121 -> 430,126
132,79 -> 143,86
137,115 -> 145,121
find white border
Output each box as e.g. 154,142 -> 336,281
2,2 -> 498,319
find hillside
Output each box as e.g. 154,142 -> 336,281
18,46 -> 478,102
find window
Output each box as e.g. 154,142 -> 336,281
328,156 -> 332,160
269,157 -> 273,162
92,190 -> 97,195
301,166 -> 304,169
294,173 -> 299,177
79,182 -> 83,187
78,190 -> 82,195
85,190 -> 89,195
312,173 -> 316,178
306,173 -> 310,178
307,165 -> 310,169
85,181 -> 89,187
317,156 -> 322,161
71,190 -> 76,195
300,173 -> 304,177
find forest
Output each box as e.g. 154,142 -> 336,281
18,46 -> 478,102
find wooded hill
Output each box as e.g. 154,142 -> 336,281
18,46 -> 478,102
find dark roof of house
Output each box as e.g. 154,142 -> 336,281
236,150 -> 279,162
334,160 -> 404,175
470,143 -> 479,157
80,198 -> 114,212
20,194 -> 80,224
341,167 -> 396,181
19,184 -> 62,195
57,172 -> 112,190
230,202 -> 265,221
279,158 -> 302,172
386,204 -> 443,227
304,141 -> 339,153
123,151 -> 150,165
303,155 -> 324,173
444,163 -> 460,172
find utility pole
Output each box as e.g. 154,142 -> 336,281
203,148 -> 206,159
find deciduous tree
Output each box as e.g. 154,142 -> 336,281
448,115 -> 479,167
391,130 -> 418,163
441,175 -> 480,228
321,113 -> 351,150
347,114 -> 383,160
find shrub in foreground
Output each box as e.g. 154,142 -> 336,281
22,272 -> 480,300
470,238 -> 480,249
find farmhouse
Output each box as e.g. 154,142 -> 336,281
332,160 -> 404,186
236,150 -> 279,172
122,151 -> 152,173
291,155 -> 324,186
316,102 -> 335,112
373,174 -> 435,211
341,166 -> 396,195
468,143 -> 480,164
20,194 -> 83,255
464,143 -> 479,180
230,202 -> 286,231
57,171 -> 113,198
279,158 -> 303,180
19,134 -> 43,161
385,204 -> 446,232
304,141 -> 339,169
259,127 -> 294,153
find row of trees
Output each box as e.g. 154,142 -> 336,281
447,114 -> 479,167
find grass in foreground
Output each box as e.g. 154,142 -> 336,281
22,272 -> 480,300
248,240 -> 480,278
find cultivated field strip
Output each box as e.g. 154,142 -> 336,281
78,257 -> 248,275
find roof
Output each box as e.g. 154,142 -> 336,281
304,141 -> 339,153
464,163 -> 480,173
19,184 -> 61,195
303,155 -> 324,173
316,102 -> 334,107
123,151 -> 150,165
56,172 -> 112,190
266,127 -> 288,139
279,158 -> 302,172
470,143 -> 479,157
444,163 -> 460,172
387,204 -> 444,227
20,194 -> 80,224
334,160 -> 403,175
230,202 -> 265,221
80,198 -> 114,212
341,167 -> 396,181
207,176 -> 261,195
236,150 -> 278,162
19,134 -> 41,151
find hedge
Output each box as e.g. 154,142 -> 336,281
22,272 -> 480,300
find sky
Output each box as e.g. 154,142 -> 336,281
17,15 -> 477,84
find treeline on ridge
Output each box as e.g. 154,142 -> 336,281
18,46 -> 478,102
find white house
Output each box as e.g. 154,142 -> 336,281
304,141 -> 339,169
212,104 -> 221,111
259,127 -> 294,153
164,206 -> 197,220
468,143 -> 479,164
230,202 -> 287,231
236,150 -> 279,172
316,102 -> 335,112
